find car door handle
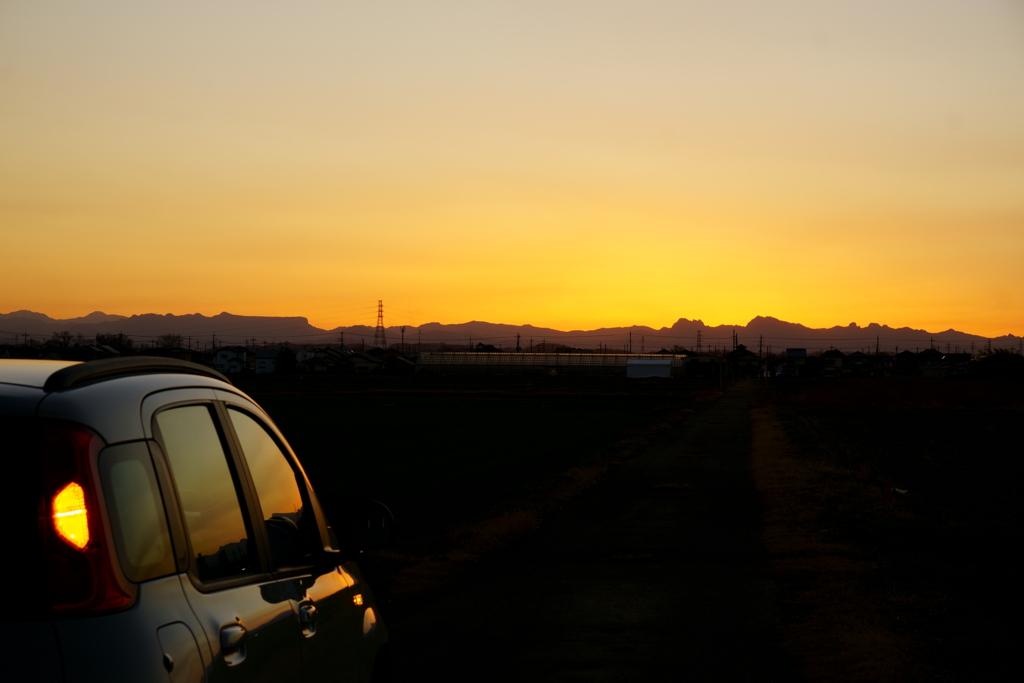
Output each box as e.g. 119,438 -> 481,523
299,603 -> 318,638
220,623 -> 247,666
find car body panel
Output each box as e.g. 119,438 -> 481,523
39,375 -> 227,445
0,359 -> 79,388
177,575 -> 302,683
157,621 -> 207,683
0,383 -> 43,415
0,621 -> 63,682
54,574 -> 208,683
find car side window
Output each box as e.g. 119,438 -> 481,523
227,408 -> 319,569
155,405 -> 258,582
99,442 -> 175,583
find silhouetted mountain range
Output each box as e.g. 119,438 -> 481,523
2,310 -> 1019,353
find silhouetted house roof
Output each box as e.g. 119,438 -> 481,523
725,345 -> 758,363
785,348 -> 807,358
298,356 -> 334,373
385,355 -> 417,374
322,348 -> 349,362
374,348 -> 412,361
347,352 -> 386,374
820,349 -> 845,371
917,348 -> 944,365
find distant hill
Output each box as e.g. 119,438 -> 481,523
0,311 -> 322,345
1,310 -> 1018,353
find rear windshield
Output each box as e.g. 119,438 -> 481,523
0,416 -> 47,619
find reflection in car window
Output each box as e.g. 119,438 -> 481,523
228,408 -> 315,567
156,405 -> 256,582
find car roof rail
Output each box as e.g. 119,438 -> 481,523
44,357 -> 232,393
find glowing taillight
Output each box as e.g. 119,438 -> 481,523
41,422 -> 134,614
53,482 -> 90,549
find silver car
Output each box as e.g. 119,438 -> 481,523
0,357 -> 391,682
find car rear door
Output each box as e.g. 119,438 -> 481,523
214,390 -> 365,682
146,394 -> 302,683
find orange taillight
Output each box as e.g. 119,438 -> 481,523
53,482 -> 90,550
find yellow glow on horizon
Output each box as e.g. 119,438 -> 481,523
1,2 -> 1022,338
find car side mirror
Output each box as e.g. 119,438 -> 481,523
319,498 -> 395,558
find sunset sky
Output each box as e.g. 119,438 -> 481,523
2,1 -> 1022,336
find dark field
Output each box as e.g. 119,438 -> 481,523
235,374 -> 1022,680
754,379 -> 1023,681
232,374 -> 700,602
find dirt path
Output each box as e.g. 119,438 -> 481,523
387,380 -> 789,681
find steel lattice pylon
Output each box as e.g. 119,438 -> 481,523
373,300 -> 387,349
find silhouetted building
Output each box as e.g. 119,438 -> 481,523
820,349 -> 845,378
213,346 -> 249,374
256,349 -> 278,374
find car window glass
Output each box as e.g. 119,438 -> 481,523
228,408 -> 317,567
99,443 -> 175,583
156,405 -> 257,582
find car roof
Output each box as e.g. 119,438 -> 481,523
0,357 -> 230,391
0,358 -> 243,443
0,359 -> 81,388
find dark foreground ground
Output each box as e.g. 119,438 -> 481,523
236,374 -> 1022,681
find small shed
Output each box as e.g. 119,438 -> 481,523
626,358 -> 672,378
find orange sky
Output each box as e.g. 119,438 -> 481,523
2,1 -> 1022,336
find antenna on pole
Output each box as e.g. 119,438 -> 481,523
373,300 -> 386,349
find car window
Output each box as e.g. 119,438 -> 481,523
155,405 -> 258,582
227,408 -> 318,568
99,442 -> 175,583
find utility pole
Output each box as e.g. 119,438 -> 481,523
516,333 -> 521,352
629,330 -> 632,354
401,326 -> 405,353
641,335 -> 645,353
696,330 -> 701,353
759,335 -> 763,358
418,328 -> 421,353
876,336 -> 880,356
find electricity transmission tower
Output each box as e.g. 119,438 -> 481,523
373,300 -> 387,349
